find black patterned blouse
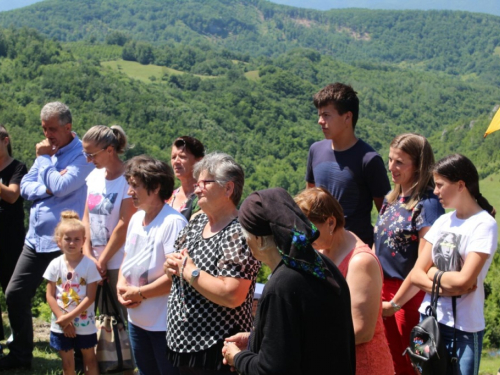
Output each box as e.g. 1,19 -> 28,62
166,213 -> 260,358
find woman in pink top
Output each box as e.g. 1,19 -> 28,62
295,187 -> 393,375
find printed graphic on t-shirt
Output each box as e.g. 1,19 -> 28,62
88,192 -> 117,215
434,231 -> 463,271
121,233 -> 152,286
55,271 -> 94,328
88,192 -> 117,246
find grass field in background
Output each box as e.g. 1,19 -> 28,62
244,70 -> 260,81
101,60 -> 216,82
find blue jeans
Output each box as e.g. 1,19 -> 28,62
128,323 -> 179,375
436,319 -> 483,375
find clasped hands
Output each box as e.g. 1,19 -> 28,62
222,332 -> 249,370
56,314 -> 76,338
117,284 -> 142,309
164,248 -> 194,280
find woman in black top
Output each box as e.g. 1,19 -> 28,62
222,188 -> 356,375
0,125 -> 27,341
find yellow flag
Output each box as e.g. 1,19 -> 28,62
484,106 -> 500,137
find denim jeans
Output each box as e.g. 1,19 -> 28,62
128,322 -> 179,375
438,322 -> 483,375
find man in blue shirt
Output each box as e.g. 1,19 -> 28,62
0,102 -> 94,371
306,83 -> 390,247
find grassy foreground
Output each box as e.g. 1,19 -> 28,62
1,314 -> 130,375
2,313 -> 500,374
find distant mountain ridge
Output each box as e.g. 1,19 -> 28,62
270,0 -> 500,16
2,0 -> 500,16
0,0 -> 499,84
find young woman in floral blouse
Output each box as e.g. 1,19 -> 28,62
373,133 -> 444,375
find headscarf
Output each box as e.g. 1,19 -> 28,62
239,188 -> 339,290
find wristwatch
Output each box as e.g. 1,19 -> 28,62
190,268 -> 201,285
390,300 -> 402,311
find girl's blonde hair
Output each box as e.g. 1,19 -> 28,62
386,133 -> 435,209
54,210 -> 85,241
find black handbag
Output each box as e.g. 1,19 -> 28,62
406,270 -> 457,375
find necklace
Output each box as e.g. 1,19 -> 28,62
170,188 -> 194,213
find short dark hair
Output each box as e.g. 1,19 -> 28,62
173,136 -> 205,159
313,83 -> 359,129
124,155 -> 174,201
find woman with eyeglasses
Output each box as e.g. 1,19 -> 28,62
167,136 -> 205,220
164,152 -> 260,375
0,125 -> 27,346
81,125 -> 136,336
118,155 -> 187,375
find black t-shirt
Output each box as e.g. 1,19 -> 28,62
0,159 -> 27,226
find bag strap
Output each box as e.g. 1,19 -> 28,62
451,296 -> 458,370
433,271 -> 458,372
96,279 -> 111,315
429,270 -> 445,316
102,278 -> 123,319
96,279 -> 123,323
95,283 -> 102,315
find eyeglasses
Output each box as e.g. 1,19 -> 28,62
194,180 -> 217,190
83,148 -> 106,160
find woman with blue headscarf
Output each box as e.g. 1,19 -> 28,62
222,188 -> 356,375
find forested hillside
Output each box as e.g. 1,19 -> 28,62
2,27 -> 500,195
0,0 -> 500,83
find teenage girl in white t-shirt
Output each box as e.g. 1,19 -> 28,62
412,153 -> 497,375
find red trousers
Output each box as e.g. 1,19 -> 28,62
382,278 -> 425,375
